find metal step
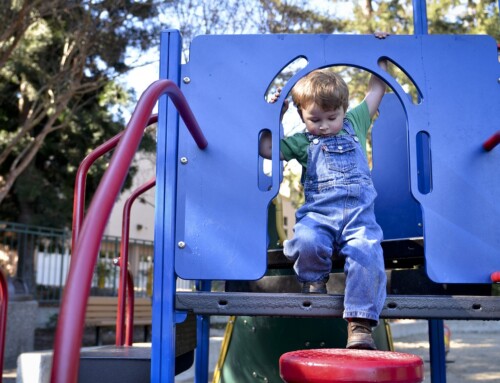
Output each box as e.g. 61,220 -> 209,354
78,345 -> 193,383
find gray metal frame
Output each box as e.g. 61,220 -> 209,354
176,292 -> 500,320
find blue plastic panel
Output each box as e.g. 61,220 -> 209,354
166,34 -> 500,283
372,94 -> 423,240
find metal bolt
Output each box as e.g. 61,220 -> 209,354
183,77 -> 191,84
418,222 -> 422,227
180,157 -> 188,164
320,342 -> 325,347
177,241 -> 186,249
252,372 -> 257,378
305,341 -> 310,347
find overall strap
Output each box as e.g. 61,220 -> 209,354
342,119 -> 357,139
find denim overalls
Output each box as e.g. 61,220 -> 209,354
283,120 -> 387,323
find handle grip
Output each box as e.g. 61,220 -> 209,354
491,271 -> 500,283
482,131 -> 500,151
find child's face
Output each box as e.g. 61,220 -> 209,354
300,103 -> 345,136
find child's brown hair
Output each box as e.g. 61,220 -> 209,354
291,69 -> 349,114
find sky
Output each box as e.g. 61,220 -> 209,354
122,47 -> 161,119
122,0 -> 356,117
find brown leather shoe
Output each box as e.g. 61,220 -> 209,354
346,319 -> 377,350
302,281 -> 327,294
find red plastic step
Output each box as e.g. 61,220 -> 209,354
280,348 -> 424,383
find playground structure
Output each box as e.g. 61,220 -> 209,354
0,0 -> 492,382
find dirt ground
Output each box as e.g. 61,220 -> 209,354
4,320 -> 500,383
393,321 -> 500,383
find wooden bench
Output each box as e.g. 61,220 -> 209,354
85,296 -> 152,345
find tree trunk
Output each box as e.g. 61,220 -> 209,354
15,166 -> 38,296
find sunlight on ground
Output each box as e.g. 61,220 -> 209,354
393,340 -> 429,350
468,372 -> 500,381
450,339 -> 496,350
394,338 -> 497,352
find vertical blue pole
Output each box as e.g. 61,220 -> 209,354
152,29 -> 182,383
428,319 -> 447,383
412,0 -> 428,35
195,281 -> 212,383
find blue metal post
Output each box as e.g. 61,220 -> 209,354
412,0 -> 429,35
428,319 -> 447,383
152,29 -> 183,382
195,281 -> 212,383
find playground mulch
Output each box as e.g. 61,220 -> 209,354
393,320 -> 500,383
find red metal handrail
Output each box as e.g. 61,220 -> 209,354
51,79 -> 206,383
71,130 -> 124,252
125,270 -> 135,346
0,270 -> 8,383
72,116 -> 158,348
483,131 -> 500,151
72,115 -> 159,250
116,177 -> 156,346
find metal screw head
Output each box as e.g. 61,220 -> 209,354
183,77 -> 191,84
177,241 -> 186,249
180,157 -> 188,164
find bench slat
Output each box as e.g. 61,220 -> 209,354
85,296 -> 152,327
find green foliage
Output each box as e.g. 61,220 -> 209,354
1,0 -> 498,261
0,0 -> 163,226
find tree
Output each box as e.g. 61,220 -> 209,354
0,0 -> 164,210
162,0 -> 347,60
163,0 -> 499,208
0,0 -> 165,292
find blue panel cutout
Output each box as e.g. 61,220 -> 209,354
160,34 -> 500,283
372,94 -> 423,240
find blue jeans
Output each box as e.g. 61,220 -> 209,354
284,123 -> 386,323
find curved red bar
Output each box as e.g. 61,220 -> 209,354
51,80 -> 205,383
482,131 -> 500,151
116,177 -> 156,346
0,270 -> 8,380
71,131 -> 124,251
125,270 -> 135,346
71,115 -> 159,250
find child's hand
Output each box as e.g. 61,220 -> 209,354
269,87 -> 289,119
373,32 -> 389,71
374,31 -> 390,39
269,88 -> 282,103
